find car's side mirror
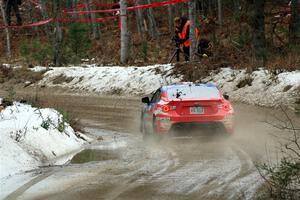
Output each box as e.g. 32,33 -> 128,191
142,97 -> 150,104
223,94 -> 229,100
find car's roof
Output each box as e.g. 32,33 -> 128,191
162,83 -> 217,90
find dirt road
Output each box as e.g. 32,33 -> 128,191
1,90 -> 299,200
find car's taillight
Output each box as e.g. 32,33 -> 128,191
162,105 -> 170,112
223,104 -> 231,112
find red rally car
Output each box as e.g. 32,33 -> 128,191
140,83 -> 234,137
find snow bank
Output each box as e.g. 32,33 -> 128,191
202,68 -> 300,107
36,65 -> 299,107
38,64 -> 181,95
0,103 -> 88,179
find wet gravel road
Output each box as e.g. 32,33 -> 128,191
2,90 -> 299,200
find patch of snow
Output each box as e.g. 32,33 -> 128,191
0,102 -> 89,180
1,63 -> 10,68
30,66 -> 47,72
37,64 -> 181,95
202,68 -> 300,107
35,65 -> 300,107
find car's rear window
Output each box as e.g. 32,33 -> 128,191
166,85 -> 220,100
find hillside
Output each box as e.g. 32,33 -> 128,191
0,0 -> 299,70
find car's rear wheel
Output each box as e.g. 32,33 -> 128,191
152,116 -> 165,141
140,113 -> 150,141
152,116 -> 158,134
141,120 -> 152,141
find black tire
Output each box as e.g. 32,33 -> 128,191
152,116 -> 164,141
152,115 -> 157,134
141,118 -> 151,141
140,111 -> 145,133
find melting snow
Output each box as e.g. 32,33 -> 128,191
202,68 -> 300,107
36,65 -> 300,107
0,103 -> 89,180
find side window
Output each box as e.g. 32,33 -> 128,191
151,89 -> 161,103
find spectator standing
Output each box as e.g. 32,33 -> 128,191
4,0 -> 22,26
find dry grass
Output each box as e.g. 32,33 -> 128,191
170,62 -> 220,82
0,65 -> 45,84
22,93 -> 86,133
52,74 -> 74,85
266,52 -> 300,72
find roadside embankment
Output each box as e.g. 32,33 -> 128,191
0,102 -> 91,180
34,64 -> 300,109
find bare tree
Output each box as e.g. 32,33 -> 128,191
53,0 -> 63,66
167,5 -> 174,33
247,0 -> 266,62
0,1 -> 11,58
289,0 -> 300,45
120,0 -> 129,64
39,0 -> 51,35
189,0 -> 196,61
135,0 -> 145,38
146,0 -> 159,39
217,0 -> 222,26
85,0 -> 100,40
258,107 -> 300,199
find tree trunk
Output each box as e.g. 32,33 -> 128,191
189,0 -> 196,61
28,2 -> 38,33
53,0 -> 63,66
146,0 -> 159,39
217,0 -> 222,26
289,0 -> 300,45
167,5 -> 174,33
135,0 -> 145,37
39,0 -> 50,35
247,0 -> 266,62
120,0 -> 129,64
0,1 -> 11,58
85,0 -> 100,40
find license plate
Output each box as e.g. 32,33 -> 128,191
190,106 -> 204,114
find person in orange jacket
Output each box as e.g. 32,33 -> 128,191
174,16 -> 199,61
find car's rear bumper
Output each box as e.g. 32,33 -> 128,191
156,114 -> 234,134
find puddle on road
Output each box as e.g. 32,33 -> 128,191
71,149 -> 119,164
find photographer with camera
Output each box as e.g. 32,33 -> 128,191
172,16 -> 200,62
174,16 -> 190,61
3,0 -> 22,26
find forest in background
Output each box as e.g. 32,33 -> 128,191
0,0 -> 300,71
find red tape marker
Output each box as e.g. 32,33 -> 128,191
0,18 -> 53,29
63,0 -> 188,15
0,0 -> 188,29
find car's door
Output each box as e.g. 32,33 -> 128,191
144,88 -> 161,130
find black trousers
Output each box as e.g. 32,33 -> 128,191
183,46 -> 189,61
5,0 -> 22,26
176,46 -> 190,62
